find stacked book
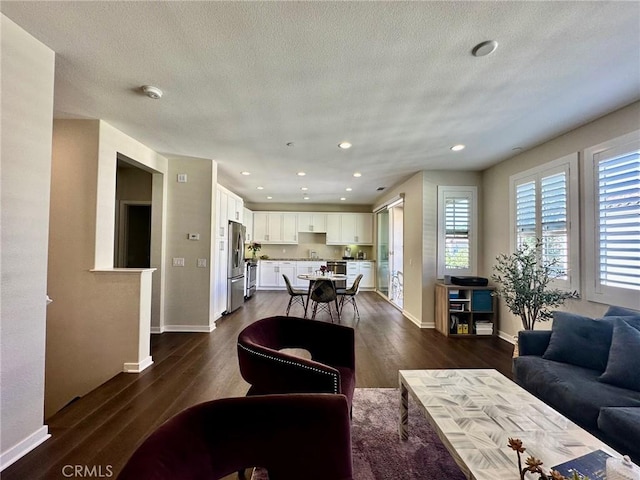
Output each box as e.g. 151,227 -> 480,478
475,321 -> 494,335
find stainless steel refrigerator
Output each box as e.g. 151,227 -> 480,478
227,220 -> 246,313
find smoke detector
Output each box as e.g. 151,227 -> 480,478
141,85 -> 163,99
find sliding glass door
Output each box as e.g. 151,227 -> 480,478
376,199 -> 404,308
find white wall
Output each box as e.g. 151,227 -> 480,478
482,101 -> 640,339
0,15 -> 54,469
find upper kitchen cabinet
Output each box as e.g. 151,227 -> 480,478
253,212 -> 298,244
326,213 -> 373,245
297,213 -> 327,233
216,184 -> 244,239
243,207 -> 253,243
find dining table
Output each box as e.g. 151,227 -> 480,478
296,273 -> 348,319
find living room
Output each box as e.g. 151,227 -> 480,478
1,2 -> 639,478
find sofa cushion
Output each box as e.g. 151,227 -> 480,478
513,356 -> 640,429
604,305 -> 640,317
598,407 -> 640,461
599,320 -> 640,392
542,311 -> 613,372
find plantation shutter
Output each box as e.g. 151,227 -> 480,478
444,196 -> 470,270
596,151 -> 640,290
515,180 -> 536,248
541,172 -> 568,277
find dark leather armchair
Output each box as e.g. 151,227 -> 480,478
118,394 -> 353,480
237,316 -> 356,409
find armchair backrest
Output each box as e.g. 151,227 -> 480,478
118,394 -> 353,480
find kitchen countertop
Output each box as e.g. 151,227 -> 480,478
256,258 -> 375,262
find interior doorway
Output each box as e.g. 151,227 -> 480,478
376,197 -> 404,308
117,202 -> 151,267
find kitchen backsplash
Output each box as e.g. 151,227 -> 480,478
247,234 -> 373,260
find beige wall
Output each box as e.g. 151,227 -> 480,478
46,120 -> 160,417
164,157 -> 217,330
0,14 -> 55,467
482,101 -> 640,339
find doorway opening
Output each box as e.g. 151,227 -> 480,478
376,197 -> 404,308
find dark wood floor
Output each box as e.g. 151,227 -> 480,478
3,291 -> 513,480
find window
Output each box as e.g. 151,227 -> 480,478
584,131 -> 640,308
437,186 -> 477,278
510,153 -> 579,291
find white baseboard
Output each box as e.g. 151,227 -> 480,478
161,324 -> 216,333
123,356 -> 154,373
0,425 -> 50,472
403,311 -> 434,329
498,330 -> 517,344
151,324 -> 216,334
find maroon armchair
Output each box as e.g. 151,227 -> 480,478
118,394 -> 353,480
237,316 -> 356,409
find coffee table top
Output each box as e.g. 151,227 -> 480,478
399,369 -> 619,480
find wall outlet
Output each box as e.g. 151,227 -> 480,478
172,257 -> 185,267
282,248 -> 286,253
188,233 -> 200,240
197,258 -> 207,268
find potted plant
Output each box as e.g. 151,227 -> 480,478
247,241 -> 261,260
492,239 -> 578,331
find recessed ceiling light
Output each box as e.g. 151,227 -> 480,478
257,186 -> 264,190
353,172 -> 362,178
303,197 -> 310,200
512,147 -> 523,152
301,187 -> 308,191
450,144 -> 465,151
338,142 -> 352,149
266,196 -> 273,200
297,172 -> 306,176
472,40 -> 498,57
346,187 -> 352,192
340,197 -> 346,201
241,171 -> 251,175
141,85 -> 163,99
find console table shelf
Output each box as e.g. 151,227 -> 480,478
435,283 -> 497,338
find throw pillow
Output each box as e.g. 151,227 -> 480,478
542,311 -> 613,371
599,320 -> 640,392
604,305 -> 640,317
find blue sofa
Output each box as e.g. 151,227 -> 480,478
513,306 -> 640,463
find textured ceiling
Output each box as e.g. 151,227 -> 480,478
2,1 -> 639,206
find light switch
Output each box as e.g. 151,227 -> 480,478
197,258 -> 207,268
177,173 -> 188,183
172,257 -> 185,267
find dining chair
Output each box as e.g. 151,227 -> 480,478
337,274 -> 363,320
282,274 -> 306,316
310,278 -> 340,322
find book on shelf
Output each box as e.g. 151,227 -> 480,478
551,449 -> 610,480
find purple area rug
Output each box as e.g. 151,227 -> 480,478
351,388 -> 466,480
252,388 -> 465,480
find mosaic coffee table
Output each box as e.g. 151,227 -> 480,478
399,369 -> 619,480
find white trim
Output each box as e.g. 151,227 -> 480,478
402,310 -> 434,329
123,356 -> 153,373
509,152 -> 580,292
150,326 -> 164,334
583,130 -> 640,308
0,426 -> 50,472
437,186 -> 478,278
498,330 -> 517,344
373,193 -> 404,213
161,324 -> 216,333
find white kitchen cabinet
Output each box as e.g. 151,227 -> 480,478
297,213 -> 327,233
243,207 -> 253,243
326,213 -> 373,245
258,260 -> 297,289
346,261 -> 375,290
217,184 -> 244,238
252,212 -> 298,244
